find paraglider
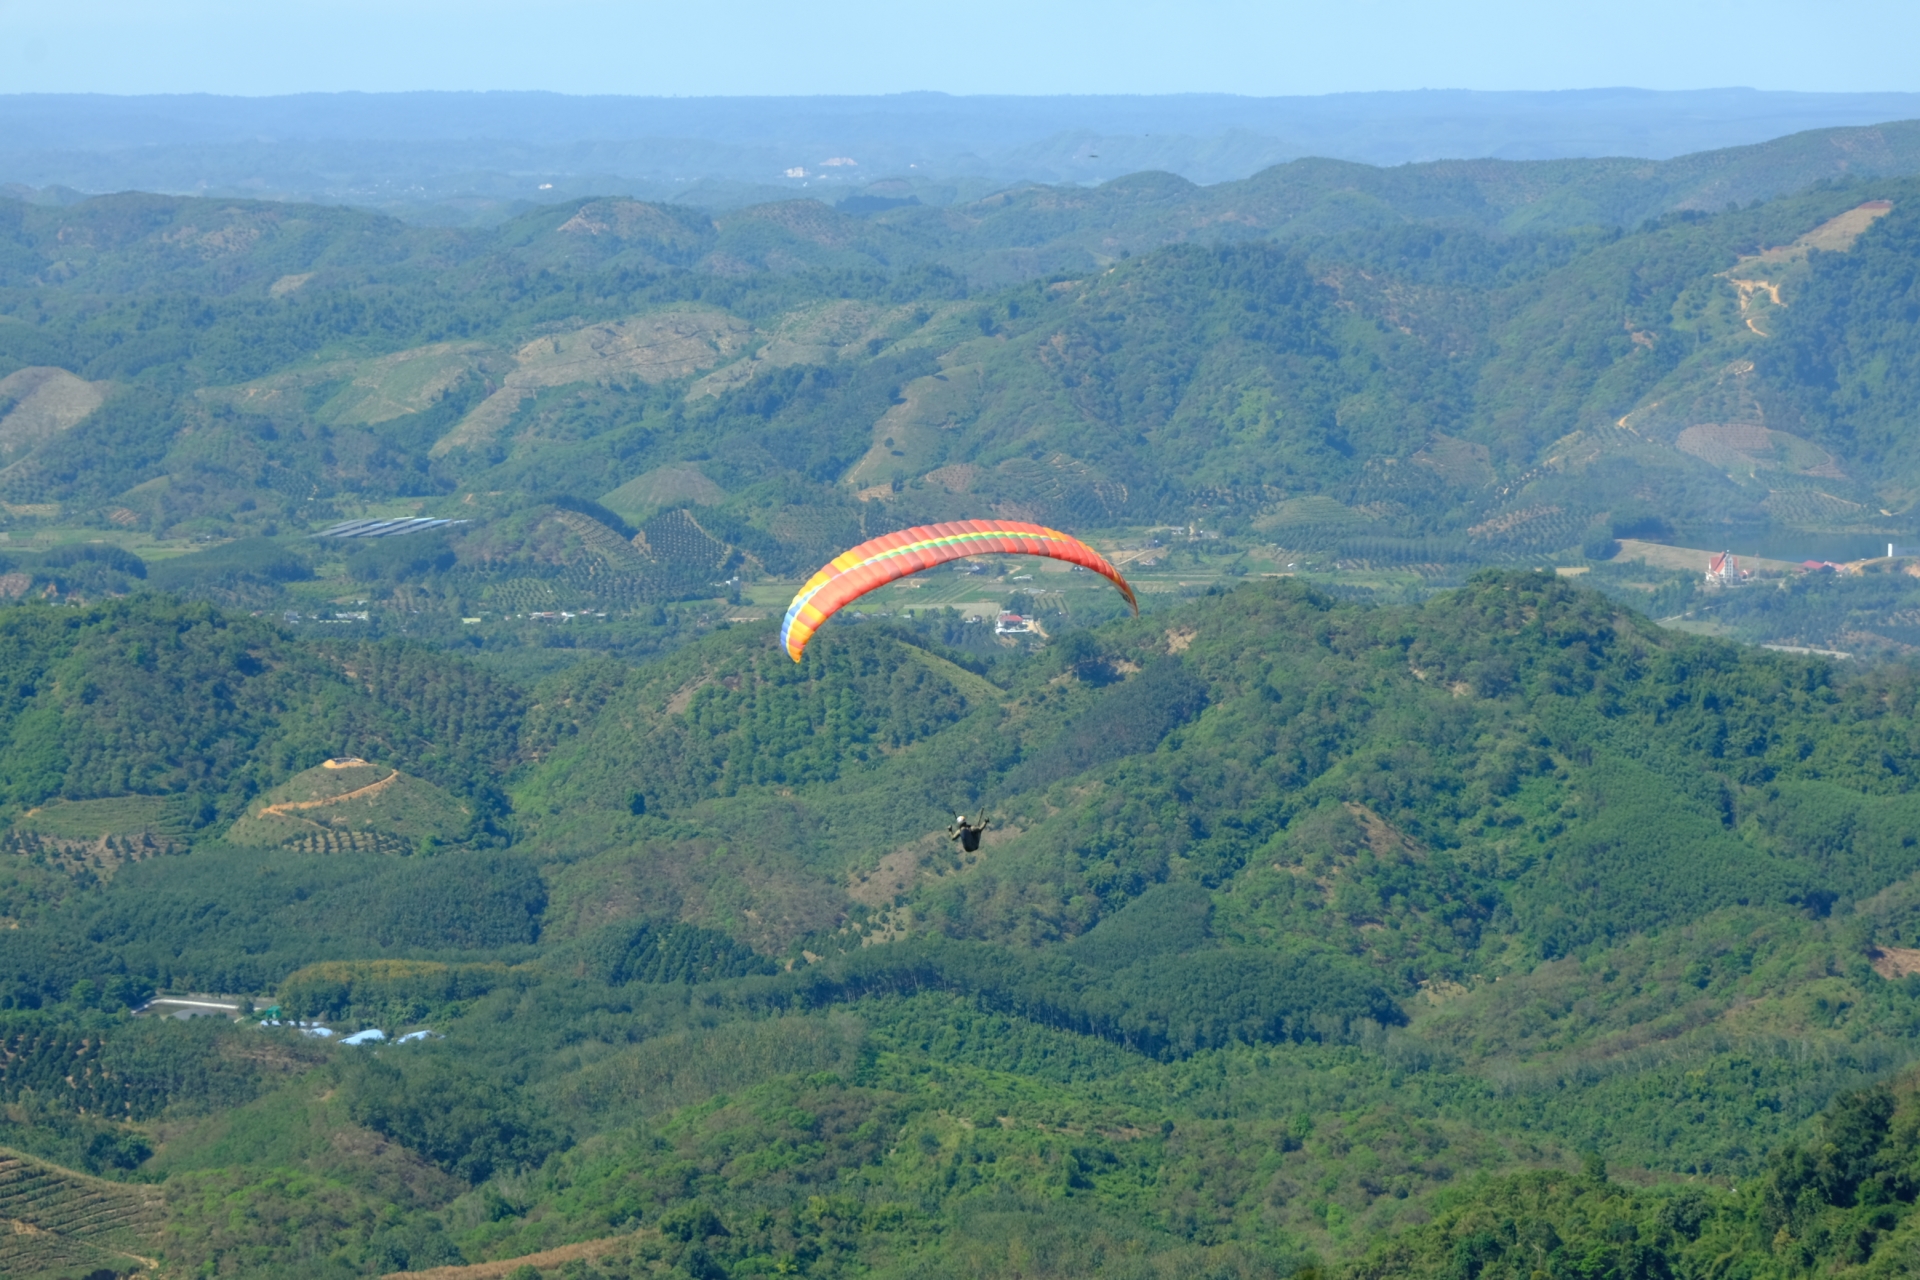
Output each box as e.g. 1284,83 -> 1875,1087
948,814 -> 989,853
780,519 -> 1138,662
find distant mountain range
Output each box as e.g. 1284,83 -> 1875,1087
5,88 -> 1920,224
6,115 -> 1920,655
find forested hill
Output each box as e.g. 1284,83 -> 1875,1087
3,154 -> 1920,572
7,119 -> 1920,1276
6,576 -> 1920,1273
8,115 -> 1920,272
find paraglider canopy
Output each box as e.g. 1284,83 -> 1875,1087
780,519 -> 1138,662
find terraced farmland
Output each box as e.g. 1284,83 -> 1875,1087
224,761 -> 469,851
0,829 -> 179,882
278,829 -> 418,856
0,1148 -> 163,1278
15,795 -> 195,841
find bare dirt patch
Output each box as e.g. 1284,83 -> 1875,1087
382,1233 -> 643,1279
1723,277 -> 1784,334
849,841 -> 935,908
1717,201 -> 1893,335
1870,946 -> 1920,980
256,769 -> 398,818
1747,200 -> 1893,266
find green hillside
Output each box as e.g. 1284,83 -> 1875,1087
0,138 -> 1918,580
0,1145 -> 165,1279
0,578 -> 1909,1272
1348,1070 -> 1920,1279
7,127 -> 1920,1275
225,759 -> 471,854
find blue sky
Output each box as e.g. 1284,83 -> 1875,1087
2,0 -> 1916,97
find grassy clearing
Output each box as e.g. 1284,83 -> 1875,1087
225,763 -> 469,851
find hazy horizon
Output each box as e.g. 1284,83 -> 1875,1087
8,86 -> 1920,227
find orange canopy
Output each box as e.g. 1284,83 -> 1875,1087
780,520 -> 1138,661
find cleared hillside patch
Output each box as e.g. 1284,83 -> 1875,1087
0,368 -> 108,457
15,795 -> 192,840
0,1147 -> 164,1279
431,309 -> 753,456
224,760 -> 469,850
600,466 -> 726,517
381,1232 -> 645,1280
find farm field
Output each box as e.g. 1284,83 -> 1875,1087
0,1148 -> 164,1279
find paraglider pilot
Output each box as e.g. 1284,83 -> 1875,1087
947,815 -> 989,853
